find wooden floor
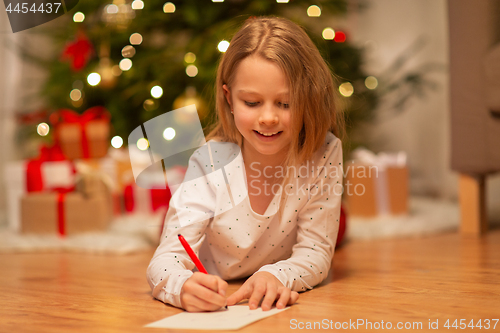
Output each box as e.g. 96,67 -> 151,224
1,229 -> 499,333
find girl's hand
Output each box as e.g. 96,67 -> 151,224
226,271 -> 299,311
180,272 -> 228,312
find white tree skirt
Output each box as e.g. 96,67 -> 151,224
0,213 -> 164,255
347,196 -> 460,240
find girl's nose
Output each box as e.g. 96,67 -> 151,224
258,104 -> 279,125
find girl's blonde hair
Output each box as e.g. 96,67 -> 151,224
207,16 -> 344,168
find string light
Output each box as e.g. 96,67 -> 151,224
217,40 -> 230,52
119,58 -> 132,71
339,82 -> 354,97
111,136 -> 124,149
121,45 -> 136,58
334,31 -> 346,43
151,85 -> 163,98
186,65 -> 198,77
37,123 -> 50,136
131,0 -> 144,10
73,12 -> 85,22
87,73 -> 101,86
365,76 -> 378,90
70,89 -> 82,101
184,52 -> 196,63
137,138 -> 149,151
129,33 -> 143,45
322,28 -> 335,40
163,127 -> 176,141
163,2 -> 175,13
307,5 -> 321,17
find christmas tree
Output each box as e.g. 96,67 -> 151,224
19,0 -> 379,154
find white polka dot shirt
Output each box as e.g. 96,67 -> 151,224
147,132 -> 343,308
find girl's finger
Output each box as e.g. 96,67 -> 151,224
248,283 -> 266,310
261,283 -> 278,311
189,281 -> 227,308
217,278 -> 228,297
276,287 -> 291,309
187,293 -> 223,312
195,273 -> 220,293
288,291 -> 299,305
226,285 -> 249,306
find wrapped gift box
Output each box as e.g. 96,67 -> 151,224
4,145 -> 76,232
75,154 -> 133,193
345,149 -> 409,217
21,192 -> 110,235
52,107 -> 110,160
20,173 -> 112,235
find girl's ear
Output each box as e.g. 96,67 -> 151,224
222,84 -> 232,108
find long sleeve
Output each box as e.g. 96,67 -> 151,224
146,145 -> 217,308
257,137 -> 343,291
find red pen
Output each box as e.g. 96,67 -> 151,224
178,234 -> 208,273
178,234 -> 228,310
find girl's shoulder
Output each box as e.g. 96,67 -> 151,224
321,131 -> 342,155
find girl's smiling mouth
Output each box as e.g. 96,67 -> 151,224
254,130 -> 283,140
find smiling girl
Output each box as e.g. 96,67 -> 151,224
147,16 -> 344,312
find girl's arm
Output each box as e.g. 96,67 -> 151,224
146,146 -> 218,308
257,137 -> 343,292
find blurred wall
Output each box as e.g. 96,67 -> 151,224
0,8 -> 49,227
345,0 -> 500,224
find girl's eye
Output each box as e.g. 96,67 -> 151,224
245,101 -> 258,107
278,102 -> 290,109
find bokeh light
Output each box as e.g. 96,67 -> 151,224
129,33 -> 143,45
334,31 -> 346,43
307,5 -> 321,17
339,82 -> 354,97
365,76 -> 379,90
163,2 -> 175,13
70,89 -> 82,101
184,52 -> 196,63
217,40 -> 230,52
322,28 -> 335,40
111,136 -> 124,149
163,127 -> 176,141
121,45 -> 136,58
151,85 -> 163,98
119,58 -> 132,71
37,123 -> 50,136
131,0 -> 144,10
73,12 -> 85,22
87,73 -> 101,86
137,138 -> 149,151
186,65 -> 198,77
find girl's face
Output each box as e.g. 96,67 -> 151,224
223,55 -> 292,163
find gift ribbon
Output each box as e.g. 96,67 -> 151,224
26,145 -> 75,193
57,192 -> 66,236
51,106 -> 110,159
123,184 -> 171,213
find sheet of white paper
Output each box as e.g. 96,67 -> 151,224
145,305 -> 289,330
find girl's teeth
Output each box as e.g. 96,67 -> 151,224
258,131 -> 279,136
